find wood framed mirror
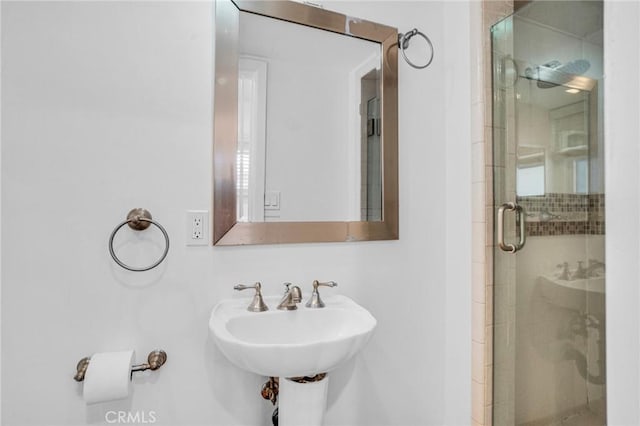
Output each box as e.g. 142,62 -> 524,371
213,0 -> 398,245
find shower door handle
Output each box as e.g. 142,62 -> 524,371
497,202 -> 526,253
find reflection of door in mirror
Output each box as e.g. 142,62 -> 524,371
237,10 -> 381,223
363,95 -> 382,220
352,54 -> 382,222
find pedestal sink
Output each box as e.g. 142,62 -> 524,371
537,275 -> 605,312
209,294 -> 376,425
535,274 -> 606,386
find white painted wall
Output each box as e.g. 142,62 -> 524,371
1,1 -> 471,426
239,11 -> 378,222
604,0 -> 640,425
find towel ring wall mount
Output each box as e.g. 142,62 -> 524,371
398,28 -> 434,69
108,208 -> 170,272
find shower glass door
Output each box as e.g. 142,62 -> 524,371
491,2 -> 605,425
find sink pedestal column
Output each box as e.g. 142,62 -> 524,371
278,374 -> 329,426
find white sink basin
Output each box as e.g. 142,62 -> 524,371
209,295 -> 376,378
541,275 -> 605,294
537,275 -> 605,313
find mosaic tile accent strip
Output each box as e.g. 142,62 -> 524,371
525,220 -> 605,236
516,193 -> 605,236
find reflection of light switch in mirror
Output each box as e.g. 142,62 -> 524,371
264,191 -> 281,210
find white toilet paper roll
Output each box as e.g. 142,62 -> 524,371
83,350 -> 135,405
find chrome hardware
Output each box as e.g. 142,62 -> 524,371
74,350 -> 167,382
234,282 -> 268,312
557,262 -> 571,280
528,208 -> 564,222
277,283 -> 302,310
587,259 -> 605,277
572,261 -> 587,279
108,208 -> 170,272
497,202 -> 526,253
74,357 -> 91,381
305,280 -> 337,309
397,29 -> 434,69
556,260 -> 605,281
539,208 -> 563,222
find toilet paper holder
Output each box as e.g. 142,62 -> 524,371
74,350 -> 167,382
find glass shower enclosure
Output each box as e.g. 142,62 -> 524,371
491,2 -> 605,425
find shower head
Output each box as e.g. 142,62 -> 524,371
558,59 -> 591,75
527,59 -> 591,89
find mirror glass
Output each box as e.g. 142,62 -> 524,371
515,72 -> 597,196
237,11 -> 382,223
213,0 -> 398,245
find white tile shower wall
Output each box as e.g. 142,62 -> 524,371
1,1 -> 472,425
470,0 -> 487,424
470,1 -> 514,425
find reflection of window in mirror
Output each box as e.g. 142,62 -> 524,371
517,164 -> 545,196
237,57 -> 267,222
517,146 -> 545,196
574,157 -> 589,194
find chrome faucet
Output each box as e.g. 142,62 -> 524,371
234,282 -> 269,312
539,208 -> 563,222
587,259 -> 605,277
277,283 -> 302,310
572,261 -> 587,280
557,262 -> 570,280
305,280 -> 337,308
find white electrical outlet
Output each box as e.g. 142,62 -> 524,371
186,210 -> 209,246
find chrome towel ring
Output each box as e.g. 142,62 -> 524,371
398,29 -> 434,69
109,208 -> 170,272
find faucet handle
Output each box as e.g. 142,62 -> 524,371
305,280 -> 338,309
556,262 -> 570,280
314,280 -> 337,289
234,282 -> 269,312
